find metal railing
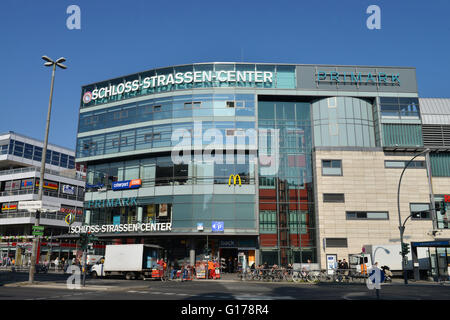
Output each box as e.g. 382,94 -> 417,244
0,188 -> 84,202
0,166 -> 85,181
0,210 -> 83,222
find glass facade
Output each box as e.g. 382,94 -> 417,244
77,120 -> 256,158
258,99 -> 316,265
78,94 -> 255,133
312,97 -> 377,148
4,139 -> 75,169
379,97 -> 420,119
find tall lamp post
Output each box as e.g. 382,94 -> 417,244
397,148 -> 430,285
28,56 -> 67,283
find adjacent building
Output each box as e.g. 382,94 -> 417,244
0,132 -> 85,264
74,63 -> 450,278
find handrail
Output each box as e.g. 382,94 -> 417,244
0,166 -> 85,181
0,210 -> 83,222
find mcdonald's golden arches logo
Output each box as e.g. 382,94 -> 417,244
228,174 -> 242,186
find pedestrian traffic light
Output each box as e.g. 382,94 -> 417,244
401,243 -> 410,256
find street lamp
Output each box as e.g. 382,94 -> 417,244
397,148 -> 430,285
28,56 -> 67,283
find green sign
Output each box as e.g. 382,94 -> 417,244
32,226 -> 44,231
32,231 -> 44,236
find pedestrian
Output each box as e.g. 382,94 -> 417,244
227,258 -> 232,273
208,260 -> 214,279
54,257 -> 59,271
342,259 -> 349,280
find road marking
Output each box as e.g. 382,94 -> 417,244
177,293 -> 188,296
163,292 -> 174,295
127,291 -> 139,293
343,292 -> 369,300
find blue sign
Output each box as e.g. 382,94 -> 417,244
62,185 -> 75,195
212,221 -> 224,232
112,179 -> 142,191
86,183 -> 104,189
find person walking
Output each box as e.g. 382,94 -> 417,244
54,257 -> 59,271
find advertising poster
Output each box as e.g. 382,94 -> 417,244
159,203 -> 168,217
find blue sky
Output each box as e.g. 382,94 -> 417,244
1,0 -> 449,149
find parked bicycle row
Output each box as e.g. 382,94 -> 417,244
238,267 -> 393,283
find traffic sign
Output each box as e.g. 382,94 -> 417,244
32,226 -> 44,231
32,231 -> 44,236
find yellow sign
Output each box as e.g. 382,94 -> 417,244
228,174 -> 242,186
65,213 -> 75,225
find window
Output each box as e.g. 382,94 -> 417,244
325,238 -> 347,248
153,105 -> 162,112
410,203 -> 431,220
226,101 -> 235,108
380,97 -> 420,119
346,211 -> 389,220
184,101 -> 201,108
113,110 -> 128,120
112,137 -> 127,147
323,193 -> 345,203
85,115 -> 99,125
322,159 -> 342,176
385,160 -> 425,169
83,142 -> 96,150
24,144 -> 33,159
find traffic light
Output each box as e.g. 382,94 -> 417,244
435,202 -> 442,213
401,243 -> 410,256
441,203 -> 447,215
79,233 -> 89,250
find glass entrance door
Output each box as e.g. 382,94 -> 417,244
437,248 -> 448,281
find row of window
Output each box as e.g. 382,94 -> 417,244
86,155 -> 255,188
77,121 -> 256,158
322,195 -> 432,220
1,140 -> 75,169
321,159 -> 426,176
78,94 -> 256,133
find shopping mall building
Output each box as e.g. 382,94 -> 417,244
74,63 -> 450,277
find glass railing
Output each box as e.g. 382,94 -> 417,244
0,166 -> 85,181
0,188 -> 84,202
0,210 -> 83,222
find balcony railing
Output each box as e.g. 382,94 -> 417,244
0,210 -> 83,222
0,188 -> 84,202
0,166 -> 85,181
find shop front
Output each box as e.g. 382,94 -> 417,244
412,240 -> 450,281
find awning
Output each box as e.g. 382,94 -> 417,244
411,240 -> 450,247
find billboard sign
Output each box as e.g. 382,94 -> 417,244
112,179 -> 142,191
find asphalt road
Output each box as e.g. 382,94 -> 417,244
1,272 -> 450,300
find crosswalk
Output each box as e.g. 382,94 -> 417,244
126,290 -> 294,300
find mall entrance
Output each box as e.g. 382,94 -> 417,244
412,240 -> 450,281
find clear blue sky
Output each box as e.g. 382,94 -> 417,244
1,0 -> 449,150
